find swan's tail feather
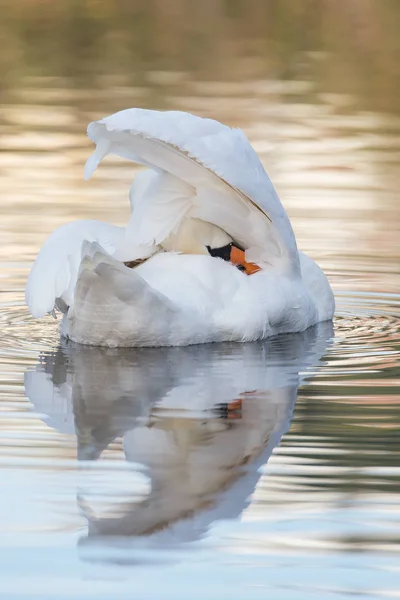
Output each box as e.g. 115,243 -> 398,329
66,243 -> 178,347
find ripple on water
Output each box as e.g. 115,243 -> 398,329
0,290 -> 399,599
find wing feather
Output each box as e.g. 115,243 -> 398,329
85,109 -> 299,270
26,220 -> 124,318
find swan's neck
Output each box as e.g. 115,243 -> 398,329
161,218 -> 232,255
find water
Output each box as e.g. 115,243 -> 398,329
1,2 -> 400,598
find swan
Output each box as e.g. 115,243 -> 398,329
25,108 -> 334,347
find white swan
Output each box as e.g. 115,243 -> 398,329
26,108 -> 334,347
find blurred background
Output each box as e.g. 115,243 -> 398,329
1,2 -> 400,599
1,0 -> 400,293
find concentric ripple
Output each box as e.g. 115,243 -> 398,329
1,283 -> 399,598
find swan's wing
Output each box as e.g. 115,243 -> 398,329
123,168 -> 194,255
26,220 -> 124,318
84,109 -> 299,270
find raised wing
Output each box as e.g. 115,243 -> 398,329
26,220 -> 124,318
85,109 -> 299,271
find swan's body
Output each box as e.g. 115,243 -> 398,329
26,108 -> 334,347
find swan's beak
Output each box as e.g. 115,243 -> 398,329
207,243 -> 261,275
229,246 -> 261,275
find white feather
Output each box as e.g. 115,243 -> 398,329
127,170 -> 193,247
26,220 -> 124,318
85,108 -> 299,271
61,242 -> 333,347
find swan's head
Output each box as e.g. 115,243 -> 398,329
162,218 -> 260,274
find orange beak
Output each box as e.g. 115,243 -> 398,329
230,246 -> 261,275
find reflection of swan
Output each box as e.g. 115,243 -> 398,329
24,322 -> 333,542
26,108 -> 334,347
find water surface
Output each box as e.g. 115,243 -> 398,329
1,2 -> 400,598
